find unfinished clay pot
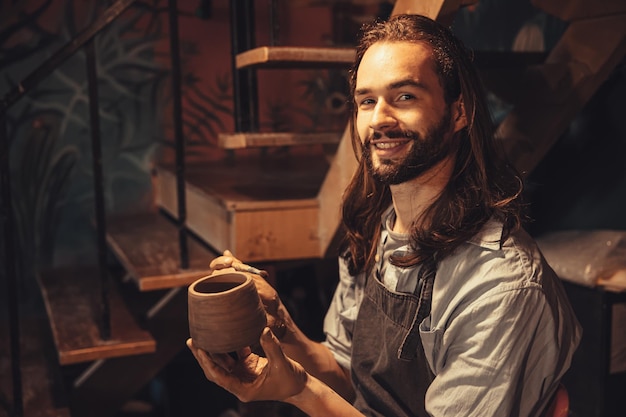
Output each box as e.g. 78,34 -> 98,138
188,270 -> 267,353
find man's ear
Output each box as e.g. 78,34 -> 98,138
451,97 -> 468,133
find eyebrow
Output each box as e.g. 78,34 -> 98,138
354,78 -> 430,97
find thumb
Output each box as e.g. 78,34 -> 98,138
259,327 -> 284,362
258,326 -> 307,400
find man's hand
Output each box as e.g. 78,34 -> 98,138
209,250 -> 289,340
187,327 -> 307,402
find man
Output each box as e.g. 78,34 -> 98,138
188,14 -> 581,417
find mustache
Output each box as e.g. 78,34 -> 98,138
365,129 -> 420,145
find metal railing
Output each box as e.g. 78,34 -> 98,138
0,0 -> 188,414
230,0 -> 259,132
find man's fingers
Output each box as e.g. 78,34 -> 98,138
259,327 -> 284,363
187,339 -> 234,382
236,346 -> 252,360
209,249 -> 243,270
209,256 -> 233,270
209,352 -> 236,373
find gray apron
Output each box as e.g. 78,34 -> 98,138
351,262 -> 436,417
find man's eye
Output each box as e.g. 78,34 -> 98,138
398,94 -> 414,101
358,98 -> 375,106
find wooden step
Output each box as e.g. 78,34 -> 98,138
67,282 -> 191,417
236,46 -> 355,69
218,131 -> 342,149
155,153 -> 329,262
37,267 -> 156,365
0,317 -> 70,417
106,212 -> 217,291
234,45 -> 538,72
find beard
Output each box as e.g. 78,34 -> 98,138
363,108 -> 454,185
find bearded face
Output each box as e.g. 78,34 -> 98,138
362,107 -> 453,185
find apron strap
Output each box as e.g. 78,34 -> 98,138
398,259 -> 436,361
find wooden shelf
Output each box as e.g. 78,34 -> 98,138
37,267 -> 156,365
236,46 -> 355,69
218,131 -> 342,149
0,317 -> 70,417
106,212 -> 217,291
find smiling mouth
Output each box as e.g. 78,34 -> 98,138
372,140 -> 409,150
371,140 -> 410,151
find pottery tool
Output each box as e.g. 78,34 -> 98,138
232,261 -> 269,279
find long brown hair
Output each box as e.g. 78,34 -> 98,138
341,14 -> 524,276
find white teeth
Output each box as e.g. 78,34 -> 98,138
375,142 -> 402,149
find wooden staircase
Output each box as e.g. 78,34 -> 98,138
24,212 -> 218,417
156,0 -> 626,260
14,0 -> 625,416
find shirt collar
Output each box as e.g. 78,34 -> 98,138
383,205 -> 505,251
467,219 -> 505,250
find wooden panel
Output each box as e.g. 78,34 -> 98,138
218,132 -> 342,149
532,0 -> 626,21
106,212 -> 217,291
155,153 -> 329,261
37,267 -> 155,365
391,0 -> 477,21
236,46 -> 355,69
0,317 -> 70,417
233,206 -> 320,261
317,126 -> 358,257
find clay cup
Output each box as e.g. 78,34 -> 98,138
188,270 -> 267,353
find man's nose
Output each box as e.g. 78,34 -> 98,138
370,100 -> 397,131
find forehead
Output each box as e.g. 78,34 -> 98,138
355,41 -> 440,91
